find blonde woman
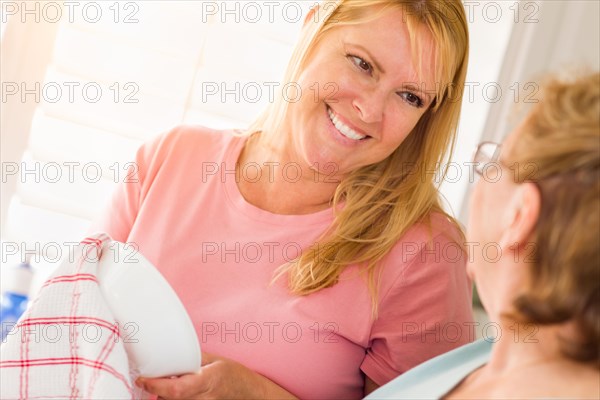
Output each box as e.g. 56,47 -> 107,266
367,72 -> 600,399
93,0 -> 472,398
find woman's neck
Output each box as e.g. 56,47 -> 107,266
484,318 -> 563,373
454,317 -> 599,398
235,131 -> 341,215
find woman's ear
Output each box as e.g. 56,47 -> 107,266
498,183 -> 541,250
304,5 -> 320,26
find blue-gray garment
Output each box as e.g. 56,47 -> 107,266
364,339 -> 494,399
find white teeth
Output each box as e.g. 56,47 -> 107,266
327,108 -> 367,140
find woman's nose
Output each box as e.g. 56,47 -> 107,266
352,89 -> 384,124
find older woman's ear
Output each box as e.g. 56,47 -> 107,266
498,183 -> 541,250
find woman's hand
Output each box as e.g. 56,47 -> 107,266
135,352 -> 298,400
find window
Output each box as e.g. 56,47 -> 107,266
6,0 -> 597,291
1,1 -> 301,263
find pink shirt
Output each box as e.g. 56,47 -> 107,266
91,125 -> 473,399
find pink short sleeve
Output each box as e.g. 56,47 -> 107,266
360,226 -> 474,386
88,128 -> 175,242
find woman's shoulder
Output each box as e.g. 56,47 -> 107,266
374,211 -> 470,309
419,211 -> 464,243
130,124 -> 246,185
137,124 -> 244,168
383,211 -> 464,266
157,124 -> 239,151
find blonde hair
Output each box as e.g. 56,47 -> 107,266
244,0 -> 469,313
508,72 -> 600,364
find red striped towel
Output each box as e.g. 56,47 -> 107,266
0,233 -> 148,399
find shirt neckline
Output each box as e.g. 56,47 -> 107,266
222,132 -> 336,227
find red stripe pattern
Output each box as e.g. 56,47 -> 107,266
0,233 -> 142,399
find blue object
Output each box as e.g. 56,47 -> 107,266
0,260 -> 33,342
364,339 -> 493,399
1,292 -> 29,341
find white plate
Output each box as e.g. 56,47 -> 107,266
96,241 -> 201,378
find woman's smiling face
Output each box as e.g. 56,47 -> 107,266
283,7 -> 437,178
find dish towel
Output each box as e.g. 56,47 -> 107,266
0,233 -> 148,399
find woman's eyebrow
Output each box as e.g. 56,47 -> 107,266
403,83 -> 434,103
348,42 -> 434,103
350,43 -> 386,74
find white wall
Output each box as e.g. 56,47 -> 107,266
457,0 -> 600,223
439,0 -> 516,221
1,0 -> 598,259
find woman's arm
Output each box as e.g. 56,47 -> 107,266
136,352 -> 298,400
360,218 -> 473,388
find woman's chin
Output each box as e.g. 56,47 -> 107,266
302,149 -> 347,180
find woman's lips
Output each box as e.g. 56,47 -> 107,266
326,106 -> 372,145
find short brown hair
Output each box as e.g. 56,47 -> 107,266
508,72 -> 600,364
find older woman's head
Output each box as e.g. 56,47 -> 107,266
468,72 -> 600,363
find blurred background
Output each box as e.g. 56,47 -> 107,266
1,1 -> 599,314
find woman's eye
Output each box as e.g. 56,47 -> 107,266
399,92 -> 424,108
349,55 -> 372,74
